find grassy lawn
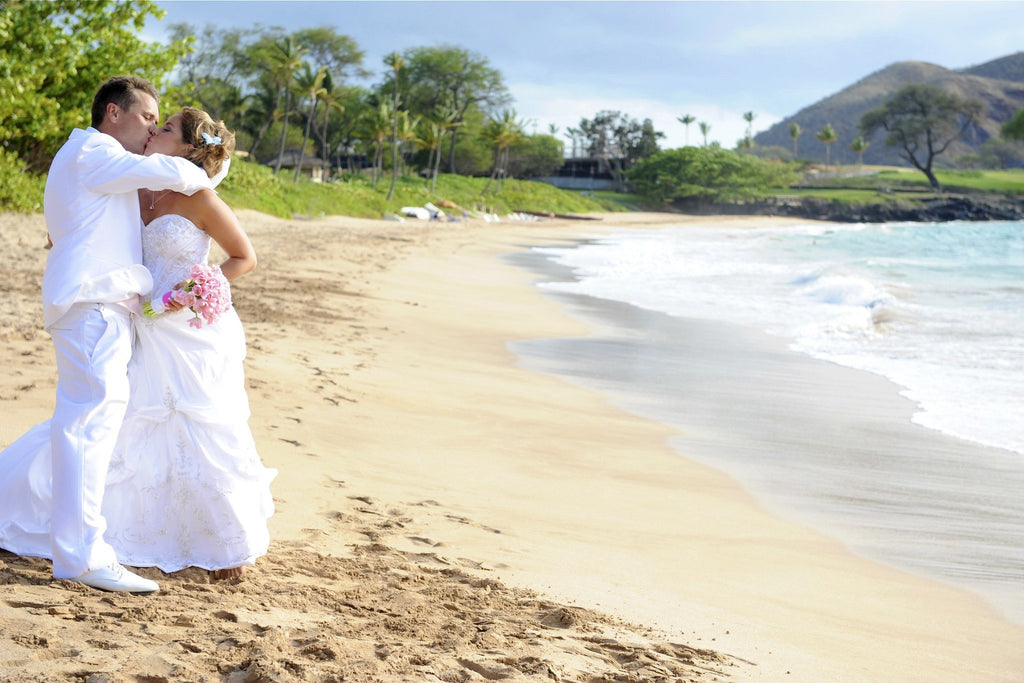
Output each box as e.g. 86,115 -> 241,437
217,161 -> 625,220
785,166 -> 1024,203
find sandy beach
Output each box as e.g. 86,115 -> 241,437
1,208 -> 1022,682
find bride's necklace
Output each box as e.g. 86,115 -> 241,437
149,190 -> 172,210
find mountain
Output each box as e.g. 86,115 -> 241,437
753,52 -> 1024,167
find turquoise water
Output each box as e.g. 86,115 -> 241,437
535,220 -> 1024,456
512,219 -> 1024,626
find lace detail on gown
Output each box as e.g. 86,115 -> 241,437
143,213 -> 212,299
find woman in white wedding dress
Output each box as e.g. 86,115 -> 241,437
0,107 -> 275,580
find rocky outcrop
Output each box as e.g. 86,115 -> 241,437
680,194 -> 1024,223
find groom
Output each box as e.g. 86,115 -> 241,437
43,76 -> 212,593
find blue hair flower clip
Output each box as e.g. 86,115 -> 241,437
201,132 -> 222,146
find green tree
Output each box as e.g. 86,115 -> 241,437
860,84 -> 983,190
167,23 -> 252,122
815,123 -> 838,166
506,134 -> 564,179
420,97 -> 460,192
269,35 -> 308,174
633,119 -> 664,161
578,111 -> 664,190
330,86 -> 371,173
402,45 -> 510,173
482,109 -> 525,192
293,64 -> 327,182
627,146 -> 797,206
1002,109 -> 1024,140
742,110 -> 756,147
699,121 -> 711,147
292,27 -> 367,83
677,114 -> 696,146
360,100 -> 392,188
312,71 -> 346,166
0,0 -> 186,173
564,126 -> 582,157
955,136 -> 1024,169
242,80 -> 280,159
396,109 -> 420,177
849,136 -> 869,166
788,122 -> 802,157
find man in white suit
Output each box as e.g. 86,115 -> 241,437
43,76 -> 213,593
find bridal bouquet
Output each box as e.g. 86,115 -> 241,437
142,263 -> 232,328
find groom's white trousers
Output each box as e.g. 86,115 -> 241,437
48,302 -> 133,579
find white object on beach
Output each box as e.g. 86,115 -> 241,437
400,206 -> 430,220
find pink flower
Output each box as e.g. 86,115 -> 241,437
142,263 -> 232,327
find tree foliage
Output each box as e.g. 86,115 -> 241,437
400,45 -> 510,173
627,147 -> 797,205
815,124 -> 838,166
0,0 -> 186,210
860,84 -> 983,189
577,110 -> 664,190
506,134 -> 564,179
788,122 -> 802,157
1002,109 -> 1024,141
955,136 -> 1024,169
0,0 -> 186,173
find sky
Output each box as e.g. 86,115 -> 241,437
143,1 -> 1024,150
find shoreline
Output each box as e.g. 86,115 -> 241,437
1,210 -> 1022,680
507,232 -> 1024,629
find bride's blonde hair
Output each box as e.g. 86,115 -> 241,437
179,106 -> 236,179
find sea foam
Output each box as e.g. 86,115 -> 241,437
537,220 -> 1024,456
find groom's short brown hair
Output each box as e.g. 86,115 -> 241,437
90,76 -> 160,128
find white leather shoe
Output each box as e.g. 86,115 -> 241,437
71,563 -> 159,594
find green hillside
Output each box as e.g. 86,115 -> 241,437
755,53 -> 1024,167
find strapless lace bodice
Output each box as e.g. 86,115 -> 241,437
143,214 -> 211,297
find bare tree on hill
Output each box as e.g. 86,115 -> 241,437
860,84 -> 983,190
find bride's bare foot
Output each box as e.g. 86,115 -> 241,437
211,567 -> 246,580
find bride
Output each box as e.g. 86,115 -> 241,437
0,107 -> 275,580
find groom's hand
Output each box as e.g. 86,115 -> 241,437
164,280 -> 190,312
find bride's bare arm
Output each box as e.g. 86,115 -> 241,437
186,190 -> 257,281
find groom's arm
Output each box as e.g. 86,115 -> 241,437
78,135 -> 213,196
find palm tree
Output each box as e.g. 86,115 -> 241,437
423,98 -> 460,193
564,126 -> 581,157
359,101 -> 392,189
293,64 -> 328,182
788,122 -> 802,157
420,120 -> 445,191
270,35 -> 308,175
314,73 -> 346,167
483,108 -> 525,192
816,123 -> 838,166
396,110 -> 420,176
699,121 -> 711,147
244,82 -> 281,159
384,51 -> 404,201
849,136 -> 870,167
742,110 -> 756,147
677,114 -> 696,146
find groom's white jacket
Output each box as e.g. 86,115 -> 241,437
42,127 -> 212,329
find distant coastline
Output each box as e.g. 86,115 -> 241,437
683,193 -> 1024,223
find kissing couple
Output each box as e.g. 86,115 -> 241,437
0,75 -> 276,593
